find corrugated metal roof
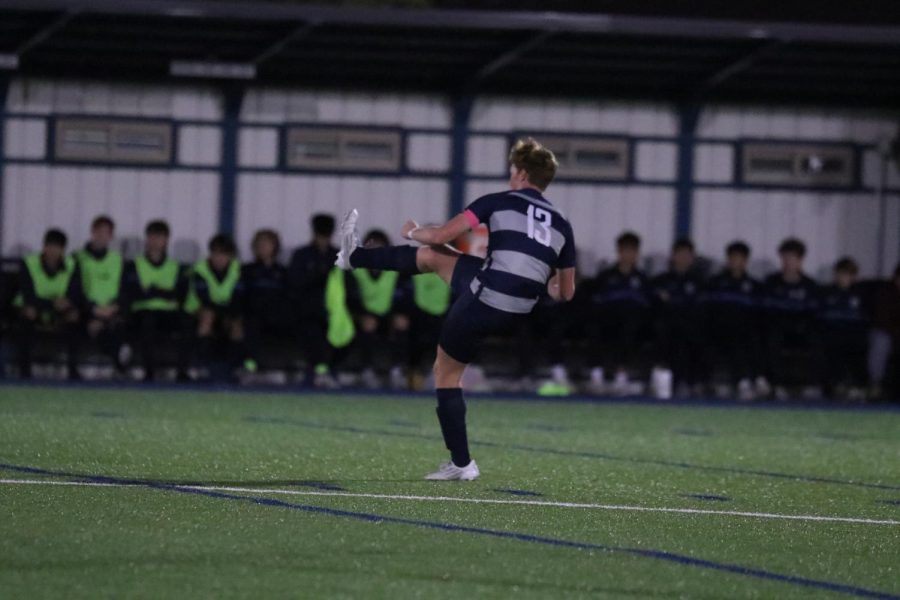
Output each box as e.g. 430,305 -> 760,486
1,0 -> 899,107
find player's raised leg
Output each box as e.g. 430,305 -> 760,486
334,209 -> 463,286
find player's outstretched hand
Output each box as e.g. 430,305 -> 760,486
400,219 -> 420,240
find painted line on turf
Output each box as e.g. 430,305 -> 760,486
1,464 -> 897,600
244,415 -> 900,492
2,478 -> 898,526
5,379 -> 900,414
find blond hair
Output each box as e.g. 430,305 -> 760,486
508,137 -> 558,191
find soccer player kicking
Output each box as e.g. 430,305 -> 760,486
335,138 -> 577,481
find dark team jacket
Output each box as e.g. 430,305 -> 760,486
871,281 -> 900,339
816,283 -> 867,326
287,243 -> 338,313
761,272 -> 819,316
700,270 -> 761,312
586,265 -> 651,309
651,269 -> 704,310
242,260 -> 290,321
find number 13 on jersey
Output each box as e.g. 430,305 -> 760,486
526,204 -> 552,247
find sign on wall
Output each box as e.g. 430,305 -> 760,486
54,118 -> 173,165
285,127 -> 402,172
741,143 -> 855,188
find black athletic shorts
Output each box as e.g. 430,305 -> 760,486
449,254 -> 484,299
439,254 -> 525,364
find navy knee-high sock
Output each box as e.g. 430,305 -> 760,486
435,387 -> 471,467
349,245 -> 420,274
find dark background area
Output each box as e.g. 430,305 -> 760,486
2,0 -> 900,106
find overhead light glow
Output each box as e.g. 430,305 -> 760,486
164,7 -> 205,18
170,60 -> 256,80
0,53 -> 19,70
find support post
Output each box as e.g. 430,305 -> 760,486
0,76 -> 10,252
448,95 -> 473,219
874,145 -> 888,276
674,103 -> 701,240
218,86 -> 244,236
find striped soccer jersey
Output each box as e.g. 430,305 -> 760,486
463,188 -> 576,314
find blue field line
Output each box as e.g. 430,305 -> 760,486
682,493 -> 731,502
0,462 -> 897,600
295,481 -> 347,492
493,488 -> 543,497
2,379 -> 899,413
243,415 -> 900,492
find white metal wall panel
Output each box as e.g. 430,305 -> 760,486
697,105 -> 898,143
862,149 -> 900,189
235,90 -> 452,259
6,78 -> 222,120
693,105 -> 899,277
634,142 -> 677,182
2,79 -> 222,261
170,88 -> 223,121
241,89 -> 451,128
238,127 -> 279,168
465,180 -> 675,275
4,118 -> 47,159
840,194 -> 900,279
2,165 -> 219,261
467,135 -> 509,177
468,135 -> 678,181
406,133 -> 451,173
693,143 -> 734,183
5,80 -> 55,114
470,98 -> 678,136
692,189 -> 899,278
177,125 -> 221,166
235,174 -> 448,258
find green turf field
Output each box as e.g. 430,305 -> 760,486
1,384 -> 898,599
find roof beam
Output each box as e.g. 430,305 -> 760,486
5,0 -> 900,47
472,30 -> 555,84
15,9 -> 79,57
251,22 -> 317,66
695,39 -> 786,97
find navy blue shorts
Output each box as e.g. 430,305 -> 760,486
449,254 -> 484,299
439,255 -> 524,364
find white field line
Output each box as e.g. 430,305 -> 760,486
2,478 -> 898,526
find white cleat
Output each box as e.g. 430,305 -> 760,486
389,365 -> 407,390
424,460 -> 480,481
334,208 -> 360,270
359,367 -> 380,389
754,376 -> 772,398
611,370 -> 630,397
737,378 -> 755,401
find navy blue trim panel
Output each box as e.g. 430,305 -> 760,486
0,76 -> 10,251
217,87 -> 244,236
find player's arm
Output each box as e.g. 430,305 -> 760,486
400,213 -> 472,247
548,268 -> 576,302
549,219 -> 578,303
